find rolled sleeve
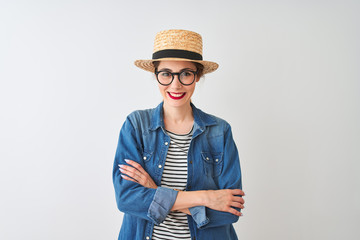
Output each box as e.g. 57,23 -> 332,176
147,187 -> 178,225
189,206 -> 209,228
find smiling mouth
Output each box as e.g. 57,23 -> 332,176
168,92 -> 186,100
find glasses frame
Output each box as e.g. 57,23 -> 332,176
155,70 -> 198,86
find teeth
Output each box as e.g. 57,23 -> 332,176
169,92 -> 184,97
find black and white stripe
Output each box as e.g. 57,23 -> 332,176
152,129 -> 193,240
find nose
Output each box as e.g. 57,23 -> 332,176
171,74 -> 182,88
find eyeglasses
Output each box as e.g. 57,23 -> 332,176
155,70 -> 198,86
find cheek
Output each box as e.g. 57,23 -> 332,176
185,86 -> 196,96
189,84 -> 197,92
158,85 -> 167,94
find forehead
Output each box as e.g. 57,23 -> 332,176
157,61 -> 196,70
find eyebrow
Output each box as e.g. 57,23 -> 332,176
158,67 -> 196,72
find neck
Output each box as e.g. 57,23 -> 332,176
163,102 -> 193,123
163,102 -> 194,134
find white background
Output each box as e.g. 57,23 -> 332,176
1,0 -> 359,239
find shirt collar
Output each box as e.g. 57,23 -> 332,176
149,102 -> 217,132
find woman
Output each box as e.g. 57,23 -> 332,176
113,29 -> 245,240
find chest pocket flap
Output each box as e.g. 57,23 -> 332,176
201,152 -> 223,177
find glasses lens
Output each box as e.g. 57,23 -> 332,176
157,71 -> 173,85
179,71 -> 195,85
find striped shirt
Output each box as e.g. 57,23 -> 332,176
152,128 -> 193,240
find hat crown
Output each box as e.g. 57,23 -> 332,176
134,29 -> 218,75
153,29 -> 203,56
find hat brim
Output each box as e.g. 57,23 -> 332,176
134,58 -> 219,75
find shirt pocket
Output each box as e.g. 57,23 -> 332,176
201,151 -> 224,177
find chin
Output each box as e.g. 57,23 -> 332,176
164,98 -> 190,108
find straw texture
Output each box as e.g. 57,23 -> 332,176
153,30 -> 203,55
134,29 -> 219,75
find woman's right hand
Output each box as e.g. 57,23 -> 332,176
119,159 -> 158,189
204,189 -> 245,216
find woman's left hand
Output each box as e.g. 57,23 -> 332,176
119,159 -> 158,189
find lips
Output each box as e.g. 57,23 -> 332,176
168,92 -> 186,100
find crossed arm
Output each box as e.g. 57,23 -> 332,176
119,159 -> 245,216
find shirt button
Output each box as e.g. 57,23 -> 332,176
143,156 -> 147,160
146,237 -> 150,240
215,159 -> 219,162
158,165 -> 162,168
165,142 -> 168,145
189,161 -> 193,164
206,157 -> 209,161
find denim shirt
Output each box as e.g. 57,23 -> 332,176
113,102 -> 242,240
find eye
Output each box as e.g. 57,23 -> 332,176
180,71 -> 192,77
160,71 -> 171,77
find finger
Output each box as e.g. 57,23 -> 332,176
119,167 -> 142,181
231,189 -> 245,196
124,159 -> 143,169
232,196 -> 245,204
228,207 -> 242,216
125,159 -> 147,175
119,164 -> 142,177
231,202 -> 244,209
121,174 -> 138,183
121,167 -> 150,187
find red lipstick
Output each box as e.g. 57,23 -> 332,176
168,92 -> 186,100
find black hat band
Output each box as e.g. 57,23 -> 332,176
152,49 -> 203,61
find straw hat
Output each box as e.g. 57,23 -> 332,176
134,29 -> 219,75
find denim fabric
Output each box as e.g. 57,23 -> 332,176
113,102 -> 242,240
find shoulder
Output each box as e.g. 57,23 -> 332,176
208,112 -> 231,129
125,107 -> 155,129
127,108 -> 154,121
194,105 -> 231,131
